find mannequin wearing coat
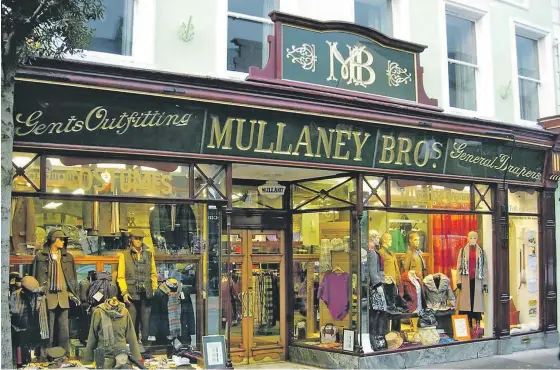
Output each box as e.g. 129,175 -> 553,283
367,230 -> 389,351
404,233 -> 426,280
456,231 -> 488,323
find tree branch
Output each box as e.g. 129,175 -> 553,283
27,0 -> 49,25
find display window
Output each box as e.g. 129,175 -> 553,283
508,189 -> 540,334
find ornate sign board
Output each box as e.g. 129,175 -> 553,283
14,80 -> 545,184
248,12 -> 436,106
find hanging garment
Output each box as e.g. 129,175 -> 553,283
404,248 -> 426,280
456,245 -> 488,313
318,271 -> 350,320
150,283 -> 196,344
83,202 -> 128,236
150,204 -> 198,251
377,247 -> 401,285
423,273 -> 456,311
319,239 -> 333,272
10,197 -> 36,255
400,271 -> 424,313
389,229 -> 406,253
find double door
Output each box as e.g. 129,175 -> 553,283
226,229 -> 285,364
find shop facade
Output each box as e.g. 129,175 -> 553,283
8,13 -> 558,369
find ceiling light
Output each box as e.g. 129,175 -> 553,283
140,166 -> 158,172
12,156 -> 33,168
43,202 -> 63,209
432,185 -> 445,190
52,189 -> 60,193
98,163 -> 126,169
463,186 -> 470,192
149,206 -> 154,211
72,188 -> 85,195
47,158 -> 64,167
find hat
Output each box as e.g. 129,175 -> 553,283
385,331 -> 404,350
21,276 -> 40,292
10,272 -> 21,285
46,229 -> 68,244
129,230 -> 146,238
46,347 -> 66,361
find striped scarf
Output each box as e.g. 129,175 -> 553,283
160,282 -> 182,337
37,295 -> 49,339
10,289 -> 49,339
459,245 -> 484,280
48,250 -> 64,292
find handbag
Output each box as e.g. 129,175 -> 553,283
372,335 -> 388,351
418,326 -> 440,345
295,319 -> 307,340
418,309 -> 438,328
320,323 -> 339,344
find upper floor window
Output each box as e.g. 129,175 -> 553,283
354,0 -> 392,35
227,0 -> 277,73
516,35 -> 540,121
86,0 -> 134,56
446,14 -> 477,111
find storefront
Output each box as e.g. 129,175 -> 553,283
8,12 -> 558,369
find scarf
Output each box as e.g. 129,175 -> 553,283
160,281 -> 182,337
10,289 -> 24,315
11,289 -> 49,339
458,244 -> 484,279
98,301 -> 125,347
37,295 -> 49,339
408,271 -> 422,313
48,250 -> 64,292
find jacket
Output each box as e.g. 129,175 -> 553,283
404,249 -> 426,280
378,246 -> 401,285
83,202 -> 128,236
423,273 -> 456,311
367,249 -> 387,311
83,302 -> 141,364
456,245 -> 488,312
32,247 -> 77,310
399,271 -> 424,313
149,285 -> 196,343
117,246 -> 157,300
149,204 -> 197,250
11,197 -> 36,254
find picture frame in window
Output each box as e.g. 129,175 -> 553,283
202,335 -> 227,368
342,328 -> 355,351
452,314 -> 471,341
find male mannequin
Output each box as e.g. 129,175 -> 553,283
117,230 -> 158,342
32,230 -> 79,355
456,231 -> 488,323
404,233 -> 426,280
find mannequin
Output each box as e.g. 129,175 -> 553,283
456,231 -> 488,323
377,233 -> 400,285
399,270 -> 423,313
366,230 -> 389,351
117,230 -> 157,342
84,297 -> 141,368
149,278 -> 196,345
404,233 -> 426,280
32,229 -> 79,355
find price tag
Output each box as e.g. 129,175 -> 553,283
180,291 -> 185,299
93,292 -> 104,302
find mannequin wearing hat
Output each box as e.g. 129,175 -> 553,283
32,229 -> 79,355
117,229 -> 158,343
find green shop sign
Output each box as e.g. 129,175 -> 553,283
14,81 -> 545,183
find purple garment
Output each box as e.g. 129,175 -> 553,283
317,271 -> 350,320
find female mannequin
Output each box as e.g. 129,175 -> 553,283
404,233 -> 426,280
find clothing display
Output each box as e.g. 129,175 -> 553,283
117,245 -> 158,300
149,204 -> 198,252
83,301 -> 141,368
423,273 -> 455,311
388,229 -> 406,253
404,248 -> 426,280
456,244 -> 488,313
318,271 -> 350,320
220,275 -> 241,328
150,281 -> 196,344
83,202 -> 128,236
399,271 -> 423,313
377,246 -> 401,285
319,239 -> 334,272
252,272 -> 279,332
10,197 -> 36,255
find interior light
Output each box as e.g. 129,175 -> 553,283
412,205 -> 419,208
370,180 -> 379,188
52,189 -> 60,193
416,185 -> 422,189
47,158 -> 64,167
463,186 -> 470,192
43,202 -> 63,209
26,182 -> 31,187
432,185 -> 445,190
140,166 -> 158,172
12,156 -> 32,168
149,206 -> 155,211
98,163 -> 126,169
72,188 -> 85,195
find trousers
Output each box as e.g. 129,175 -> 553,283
48,306 -> 70,354
127,294 -> 152,341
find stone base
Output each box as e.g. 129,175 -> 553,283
289,340 -> 497,369
510,332 -> 546,352
545,331 -> 559,348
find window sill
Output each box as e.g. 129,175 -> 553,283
65,51 -> 154,70
221,70 -> 250,81
444,107 -> 494,120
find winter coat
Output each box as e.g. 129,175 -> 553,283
378,246 -> 401,285
150,204 -> 197,250
11,197 -> 36,254
404,249 -> 426,280
32,247 -> 77,310
367,249 -> 387,311
456,245 -> 488,313
83,202 -> 128,236
399,271 -> 424,312
149,285 -> 196,343
423,273 -> 456,311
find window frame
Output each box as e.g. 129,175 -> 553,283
353,0 -> 393,36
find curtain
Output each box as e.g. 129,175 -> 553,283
446,15 -> 476,110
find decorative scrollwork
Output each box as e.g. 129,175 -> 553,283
387,60 -> 412,87
286,43 -> 317,72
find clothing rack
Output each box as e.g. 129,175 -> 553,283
388,219 -> 426,224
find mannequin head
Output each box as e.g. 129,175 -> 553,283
381,232 -> 392,248
368,230 -> 380,250
468,231 -> 479,247
409,233 -> 420,250
129,230 -> 146,251
47,230 -> 67,252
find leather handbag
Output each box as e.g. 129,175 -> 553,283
418,327 -> 440,345
320,323 -> 339,344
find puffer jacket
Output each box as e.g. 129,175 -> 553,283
423,273 -> 456,310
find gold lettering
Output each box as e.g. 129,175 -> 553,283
315,127 -> 335,158
449,142 -> 467,159
85,106 -> 107,131
413,141 -> 429,167
432,142 -> 443,160
161,174 -> 173,195
207,116 -> 233,150
333,129 -> 351,160
254,120 -> 273,153
395,137 -> 413,165
293,125 -> 314,157
379,135 -> 396,164
274,123 -> 293,155
326,41 -> 375,88
15,111 -> 43,136
352,132 -> 371,161
46,121 -> 65,134
236,119 -> 256,151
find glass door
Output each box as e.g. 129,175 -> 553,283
226,230 -> 285,365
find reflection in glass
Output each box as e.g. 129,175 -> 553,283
12,152 -> 40,192
508,190 -> 538,214
292,177 -> 356,210
390,180 -> 471,210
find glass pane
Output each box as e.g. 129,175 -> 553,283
448,63 -> 477,111
509,190 -> 538,213
76,264 -> 97,282
390,180 -> 471,210
354,0 -> 392,35
446,15 -> 476,64
293,260 -> 320,341
361,210 -> 493,353
516,35 -> 539,79
251,232 -> 281,254
46,156 -> 190,198
519,78 -> 539,121
509,216 -> 539,333
251,262 -> 281,342
104,263 -> 116,273
363,176 -> 386,207
12,152 -> 40,191
228,0 -> 276,18
229,232 -> 244,255
292,177 -> 356,210
86,0 -> 134,55
474,184 -> 492,211
227,17 -> 273,73
195,164 -> 226,200
222,261 -> 244,348
232,184 -> 283,209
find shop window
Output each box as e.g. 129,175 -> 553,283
12,152 -> 40,192
474,184 -> 493,211
292,177 -> 356,210
45,156 -> 190,198
390,180 -> 471,210
86,0 -> 134,55
508,190 -> 539,334
515,34 -> 540,121
194,164 -> 227,200
358,210 -> 493,353
354,0 -> 392,35
232,184 -> 283,209
227,0 -> 277,73
363,176 -> 387,207
292,210 -> 354,346
446,14 -> 478,111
